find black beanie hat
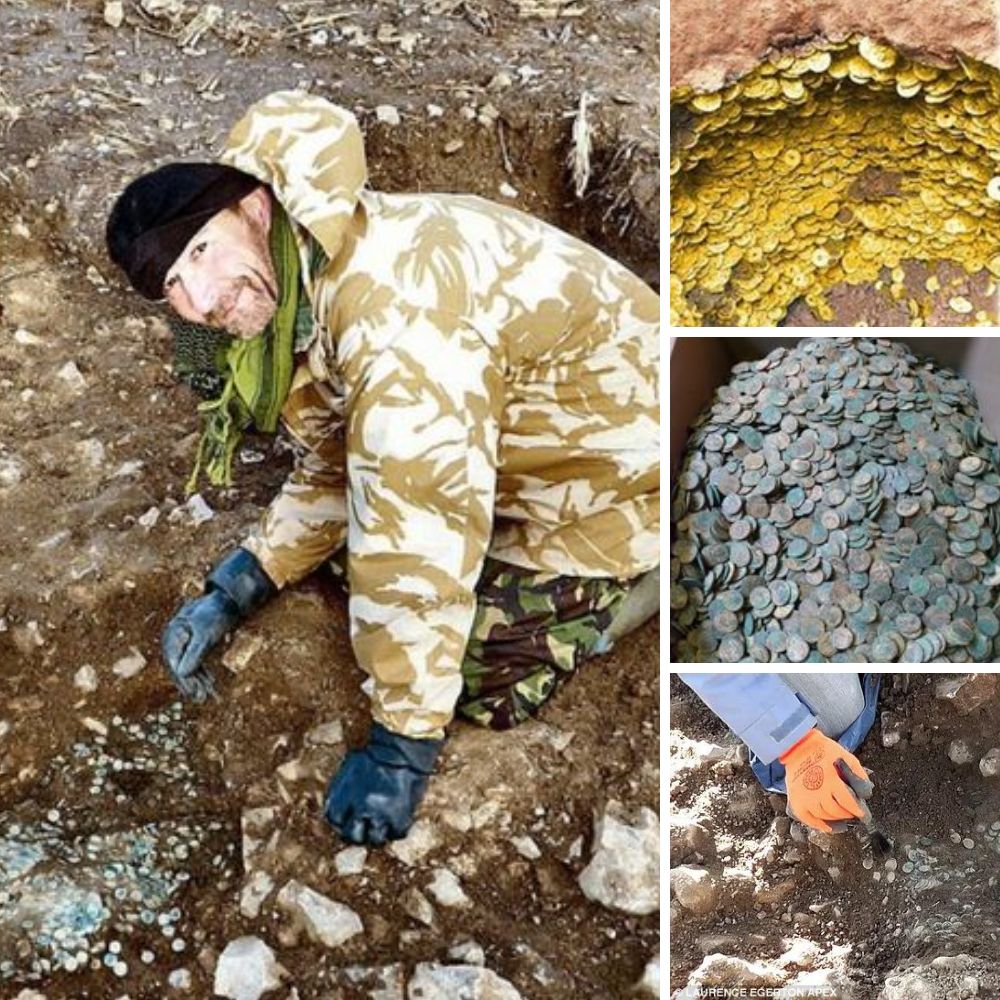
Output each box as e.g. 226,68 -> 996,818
105,163 -> 261,300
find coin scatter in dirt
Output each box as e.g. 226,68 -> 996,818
671,337 -> 1000,662
670,35 -> 1000,326
0,702 -> 234,986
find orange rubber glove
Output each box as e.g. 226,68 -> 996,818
778,727 -> 872,833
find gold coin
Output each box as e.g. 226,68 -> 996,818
949,296 -> 974,314
781,78 -> 807,101
812,247 -> 832,268
858,37 -> 898,70
691,92 -> 723,113
782,148 -> 803,168
986,177 -> 1000,201
896,80 -> 922,98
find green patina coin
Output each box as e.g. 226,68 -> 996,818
671,337 -> 1000,664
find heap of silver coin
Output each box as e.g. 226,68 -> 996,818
671,338 -> 1000,663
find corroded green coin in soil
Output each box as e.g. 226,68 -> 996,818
671,337 -> 1000,663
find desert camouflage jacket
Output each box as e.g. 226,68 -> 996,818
219,91 -> 660,739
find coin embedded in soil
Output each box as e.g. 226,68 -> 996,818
671,337 -> 1000,663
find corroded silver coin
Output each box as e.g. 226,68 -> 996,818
671,337 -> 1000,663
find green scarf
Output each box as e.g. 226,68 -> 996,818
185,206 -> 308,493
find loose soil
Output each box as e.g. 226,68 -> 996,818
0,2 -> 660,997
670,673 -> 1000,998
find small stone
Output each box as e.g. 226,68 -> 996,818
334,846 -> 367,876
635,954 -> 660,997
426,868 -> 470,908
447,940 -> 486,966
184,493 -> 215,525
670,865 -> 718,915
426,103 -> 444,117
276,880 -> 363,949
305,720 -> 344,746
443,139 -> 465,155
880,968 -> 939,1000
112,648 -> 147,679
498,182 -> 518,199
936,675 -> 998,715
240,870 -> 275,919
579,801 -> 660,915
511,835 -> 541,860
222,632 -> 265,673
214,936 -> 284,1000
406,963 -> 522,999
0,456 -> 26,488
138,506 -> 161,530
104,0 -> 124,27
980,749 -> 1000,778
75,664 -> 99,693
375,104 -> 401,125
76,438 -> 106,468
57,361 -> 87,392
388,819 -> 440,866
400,887 -> 436,926
949,740 -> 974,765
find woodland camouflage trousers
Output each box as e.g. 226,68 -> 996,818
331,554 -> 631,730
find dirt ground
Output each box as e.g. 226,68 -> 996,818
670,673 -> 1000,999
0,2 -> 660,997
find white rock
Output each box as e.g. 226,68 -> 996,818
104,0 -> 125,27
240,869 -> 275,919
112,648 -> 147,679
388,818 -> 440,866
879,970 -> 937,1000
426,868 -> 470,908
112,459 -> 144,478
138,506 -> 161,530
74,664 -> 99,693
375,104 -> 401,125
185,493 -> 215,525
13,990 -> 49,1000
0,720 -> 10,741
407,963 -> 522,999
57,361 -> 87,391
635,954 -> 660,997
670,865 -> 719,916
276,880 -> 363,948
75,438 -> 106,468
13,327 -> 44,345
305,720 -> 344,746
447,940 -> 485,966
214,937 -> 283,1000
949,740 -> 974,765
223,632 -> 264,673
980,748 -> 1000,778
334,846 -> 367,876
511,835 -> 541,860
0,456 -> 25,487
400,887 -> 435,926
577,801 -> 659,915
426,103 -> 444,117
498,182 -> 518,199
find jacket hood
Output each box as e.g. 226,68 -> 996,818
218,90 -> 367,262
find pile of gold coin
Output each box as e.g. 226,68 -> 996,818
671,338 -> 1000,663
670,36 -> 1000,326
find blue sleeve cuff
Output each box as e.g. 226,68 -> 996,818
678,672 -> 818,763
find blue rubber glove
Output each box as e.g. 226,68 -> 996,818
325,723 -> 444,847
161,547 -> 276,701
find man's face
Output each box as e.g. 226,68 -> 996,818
163,187 -> 277,339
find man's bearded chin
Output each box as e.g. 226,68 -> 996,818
223,266 -> 278,339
